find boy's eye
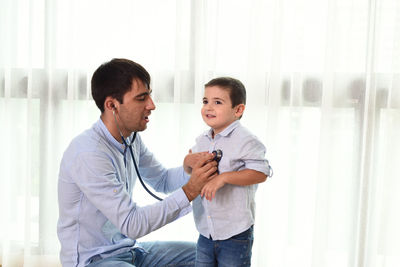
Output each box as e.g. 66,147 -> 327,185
202,100 -> 208,104
215,101 -> 222,104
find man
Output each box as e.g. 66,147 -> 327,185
57,58 -> 217,267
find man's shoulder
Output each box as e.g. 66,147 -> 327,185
63,125 -> 104,160
71,127 -> 99,148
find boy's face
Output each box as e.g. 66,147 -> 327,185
201,86 -> 244,136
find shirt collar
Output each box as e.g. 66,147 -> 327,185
95,118 -> 133,153
204,120 -> 241,139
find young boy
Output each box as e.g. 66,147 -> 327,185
190,77 -> 272,266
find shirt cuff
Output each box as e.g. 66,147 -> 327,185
171,188 -> 193,218
245,163 -> 271,177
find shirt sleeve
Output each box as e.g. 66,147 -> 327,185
70,151 -> 192,240
238,136 -> 272,176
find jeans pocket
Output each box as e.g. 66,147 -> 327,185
230,226 -> 254,243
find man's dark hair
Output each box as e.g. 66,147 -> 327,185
205,77 -> 246,107
91,58 -> 151,113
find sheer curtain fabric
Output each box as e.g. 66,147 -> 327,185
0,0 -> 399,266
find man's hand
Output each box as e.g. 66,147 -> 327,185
182,153 -> 217,201
183,150 -> 210,174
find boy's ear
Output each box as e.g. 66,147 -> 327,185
235,104 -> 245,118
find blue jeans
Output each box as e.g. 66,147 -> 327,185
195,226 -> 254,267
87,241 -> 196,267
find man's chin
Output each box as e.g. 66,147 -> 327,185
133,125 -> 147,132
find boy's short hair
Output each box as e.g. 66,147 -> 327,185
205,77 -> 246,108
91,58 -> 151,113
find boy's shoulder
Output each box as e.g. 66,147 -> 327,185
230,124 -> 266,149
230,122 -> 255,138
195,128 -> 211,140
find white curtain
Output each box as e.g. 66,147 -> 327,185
0,0 -> 399,266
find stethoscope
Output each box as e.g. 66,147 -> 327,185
113,108 -> 164,201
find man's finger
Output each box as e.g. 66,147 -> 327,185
207,172 -> 218,181
201,162 -> 218,176
193,153 -> 213,168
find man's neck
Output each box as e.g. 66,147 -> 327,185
101,114 -> 124,143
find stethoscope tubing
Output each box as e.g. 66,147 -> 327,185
123,133 -> 163,201
113,109 -> 163,201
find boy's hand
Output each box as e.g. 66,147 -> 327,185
183,150 -> 211,174
201,173 -> 226,201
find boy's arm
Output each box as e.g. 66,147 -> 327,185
201,169 -> 267,201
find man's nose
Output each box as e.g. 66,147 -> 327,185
147,96 -> 156,110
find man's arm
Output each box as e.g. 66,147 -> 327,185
201,169 -> 267,201
71,151 -> 216,240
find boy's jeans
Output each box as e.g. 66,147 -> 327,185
195,225 -> 254,267
87,241 -> 196,267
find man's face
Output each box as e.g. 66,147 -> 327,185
118,79 -> 155,133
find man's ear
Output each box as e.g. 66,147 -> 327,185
235,104 -> 245,118
104,96 -> 118,112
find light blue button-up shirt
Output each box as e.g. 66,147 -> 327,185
191,120 -> 271,240
57,119 -> 191,267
